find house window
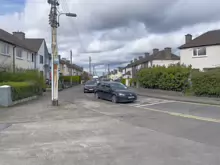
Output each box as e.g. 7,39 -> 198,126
16,48 -> 22,58
0,43 -> 10,55
32,53 -> 34,62
193,47 -> 206,56
40,55 -> 43,64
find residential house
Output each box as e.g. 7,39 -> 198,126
12,32 -> 51,79
135,47 -> 180,72
0,29 -> 37,71
59,57 -> 83,76
122,63 -> 132,86
0,29 -> 51,79
109,67 -> 123,80
179,30 -> 220,70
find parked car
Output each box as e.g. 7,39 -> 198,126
94,81 -> 137,103
83,80 -> 98,93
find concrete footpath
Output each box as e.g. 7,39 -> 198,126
130,87 -> 220,105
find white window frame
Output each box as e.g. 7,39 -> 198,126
26,51 -> 30,61
0,43 -> 10,56
193,47 -> 206,57
16,48 -> 23,59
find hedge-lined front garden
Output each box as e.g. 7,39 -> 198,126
0,82 -> 42,101
137,65 -> 191,92
191,70 -> 220,97
60,75 -> 81,84
0,70 -> 45,101
136,65 -> 220,97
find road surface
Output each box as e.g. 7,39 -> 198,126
0,86 -> 220,165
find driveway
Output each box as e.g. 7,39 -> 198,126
0,86 -> 220,165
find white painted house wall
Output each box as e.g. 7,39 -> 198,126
180,45 -> 220,70
0,40 -> 35,70
152,60 -> 180,67
0,41 -> 13,68
15,48 -> 35,69
123,67 -> 132,79
36,41 -> 45,72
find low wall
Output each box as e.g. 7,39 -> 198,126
0,85 -> 37,107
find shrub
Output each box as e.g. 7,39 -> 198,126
0,70 -> 45,89
0,82 -> 42,101
60,76 -> 81,84
137,65 -> 191,92
121,78 -> 126,85
191,70 -> 220,97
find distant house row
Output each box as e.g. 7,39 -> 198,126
0,28 -> 83,78
109,29 -> 220,86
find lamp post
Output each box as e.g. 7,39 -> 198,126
48,0 -> 77,106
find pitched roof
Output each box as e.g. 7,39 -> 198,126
0,29 -> 36,52
134,50 -> 179,66
24,38 -> 44,52
179,30 -> 220,49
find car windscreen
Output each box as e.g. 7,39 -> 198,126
110,83 -> 127,90
85,81 -> 97,85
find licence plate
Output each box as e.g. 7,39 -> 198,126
89,89 -> 93,91
128,96 -> 135,99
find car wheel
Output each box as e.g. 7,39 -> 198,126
112,95 -> 117,103
95,92 -> 100,99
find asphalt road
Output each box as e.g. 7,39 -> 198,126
0,86 -> 220,165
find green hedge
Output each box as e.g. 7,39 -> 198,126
137,65 -> 191,92
0,70 -> 46,89
121,78 -> 126,85
0,82 -> 42,101
60,76 -> 81,84
191,70 -> 220,97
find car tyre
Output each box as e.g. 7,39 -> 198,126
112,95 -> 117,103
95,92 -> 100,99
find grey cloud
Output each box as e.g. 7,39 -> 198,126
65,0 -> 220,34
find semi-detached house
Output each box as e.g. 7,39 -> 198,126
179,30 -> 220,70
0,29 -> 36,71
0,29 -> 51,79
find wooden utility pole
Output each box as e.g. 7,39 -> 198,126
70,50 -> 73,85
48,0 -> 59,106
89,56 -> 92,75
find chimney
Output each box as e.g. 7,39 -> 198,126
130,60 -> 133,64
13,31 -> 25,40
139,56 -> 143,60
153,48 -> 159,54
185,34 -> 192,43
134,58 -> 137,62
145,52 -> 150,58
164,47 -> 172,59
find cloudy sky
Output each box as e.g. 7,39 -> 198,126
1,0 -> 220,75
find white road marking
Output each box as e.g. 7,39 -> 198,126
135,100 -> 176,107
129,97 -> 177,107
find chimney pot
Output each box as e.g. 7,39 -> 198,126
12,31 -> 25,40
164,47 -> 172,59
185,34 -> 192,43
153,48 -> 159,54
145,52 -> 150,58
139,56 -> 143,60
